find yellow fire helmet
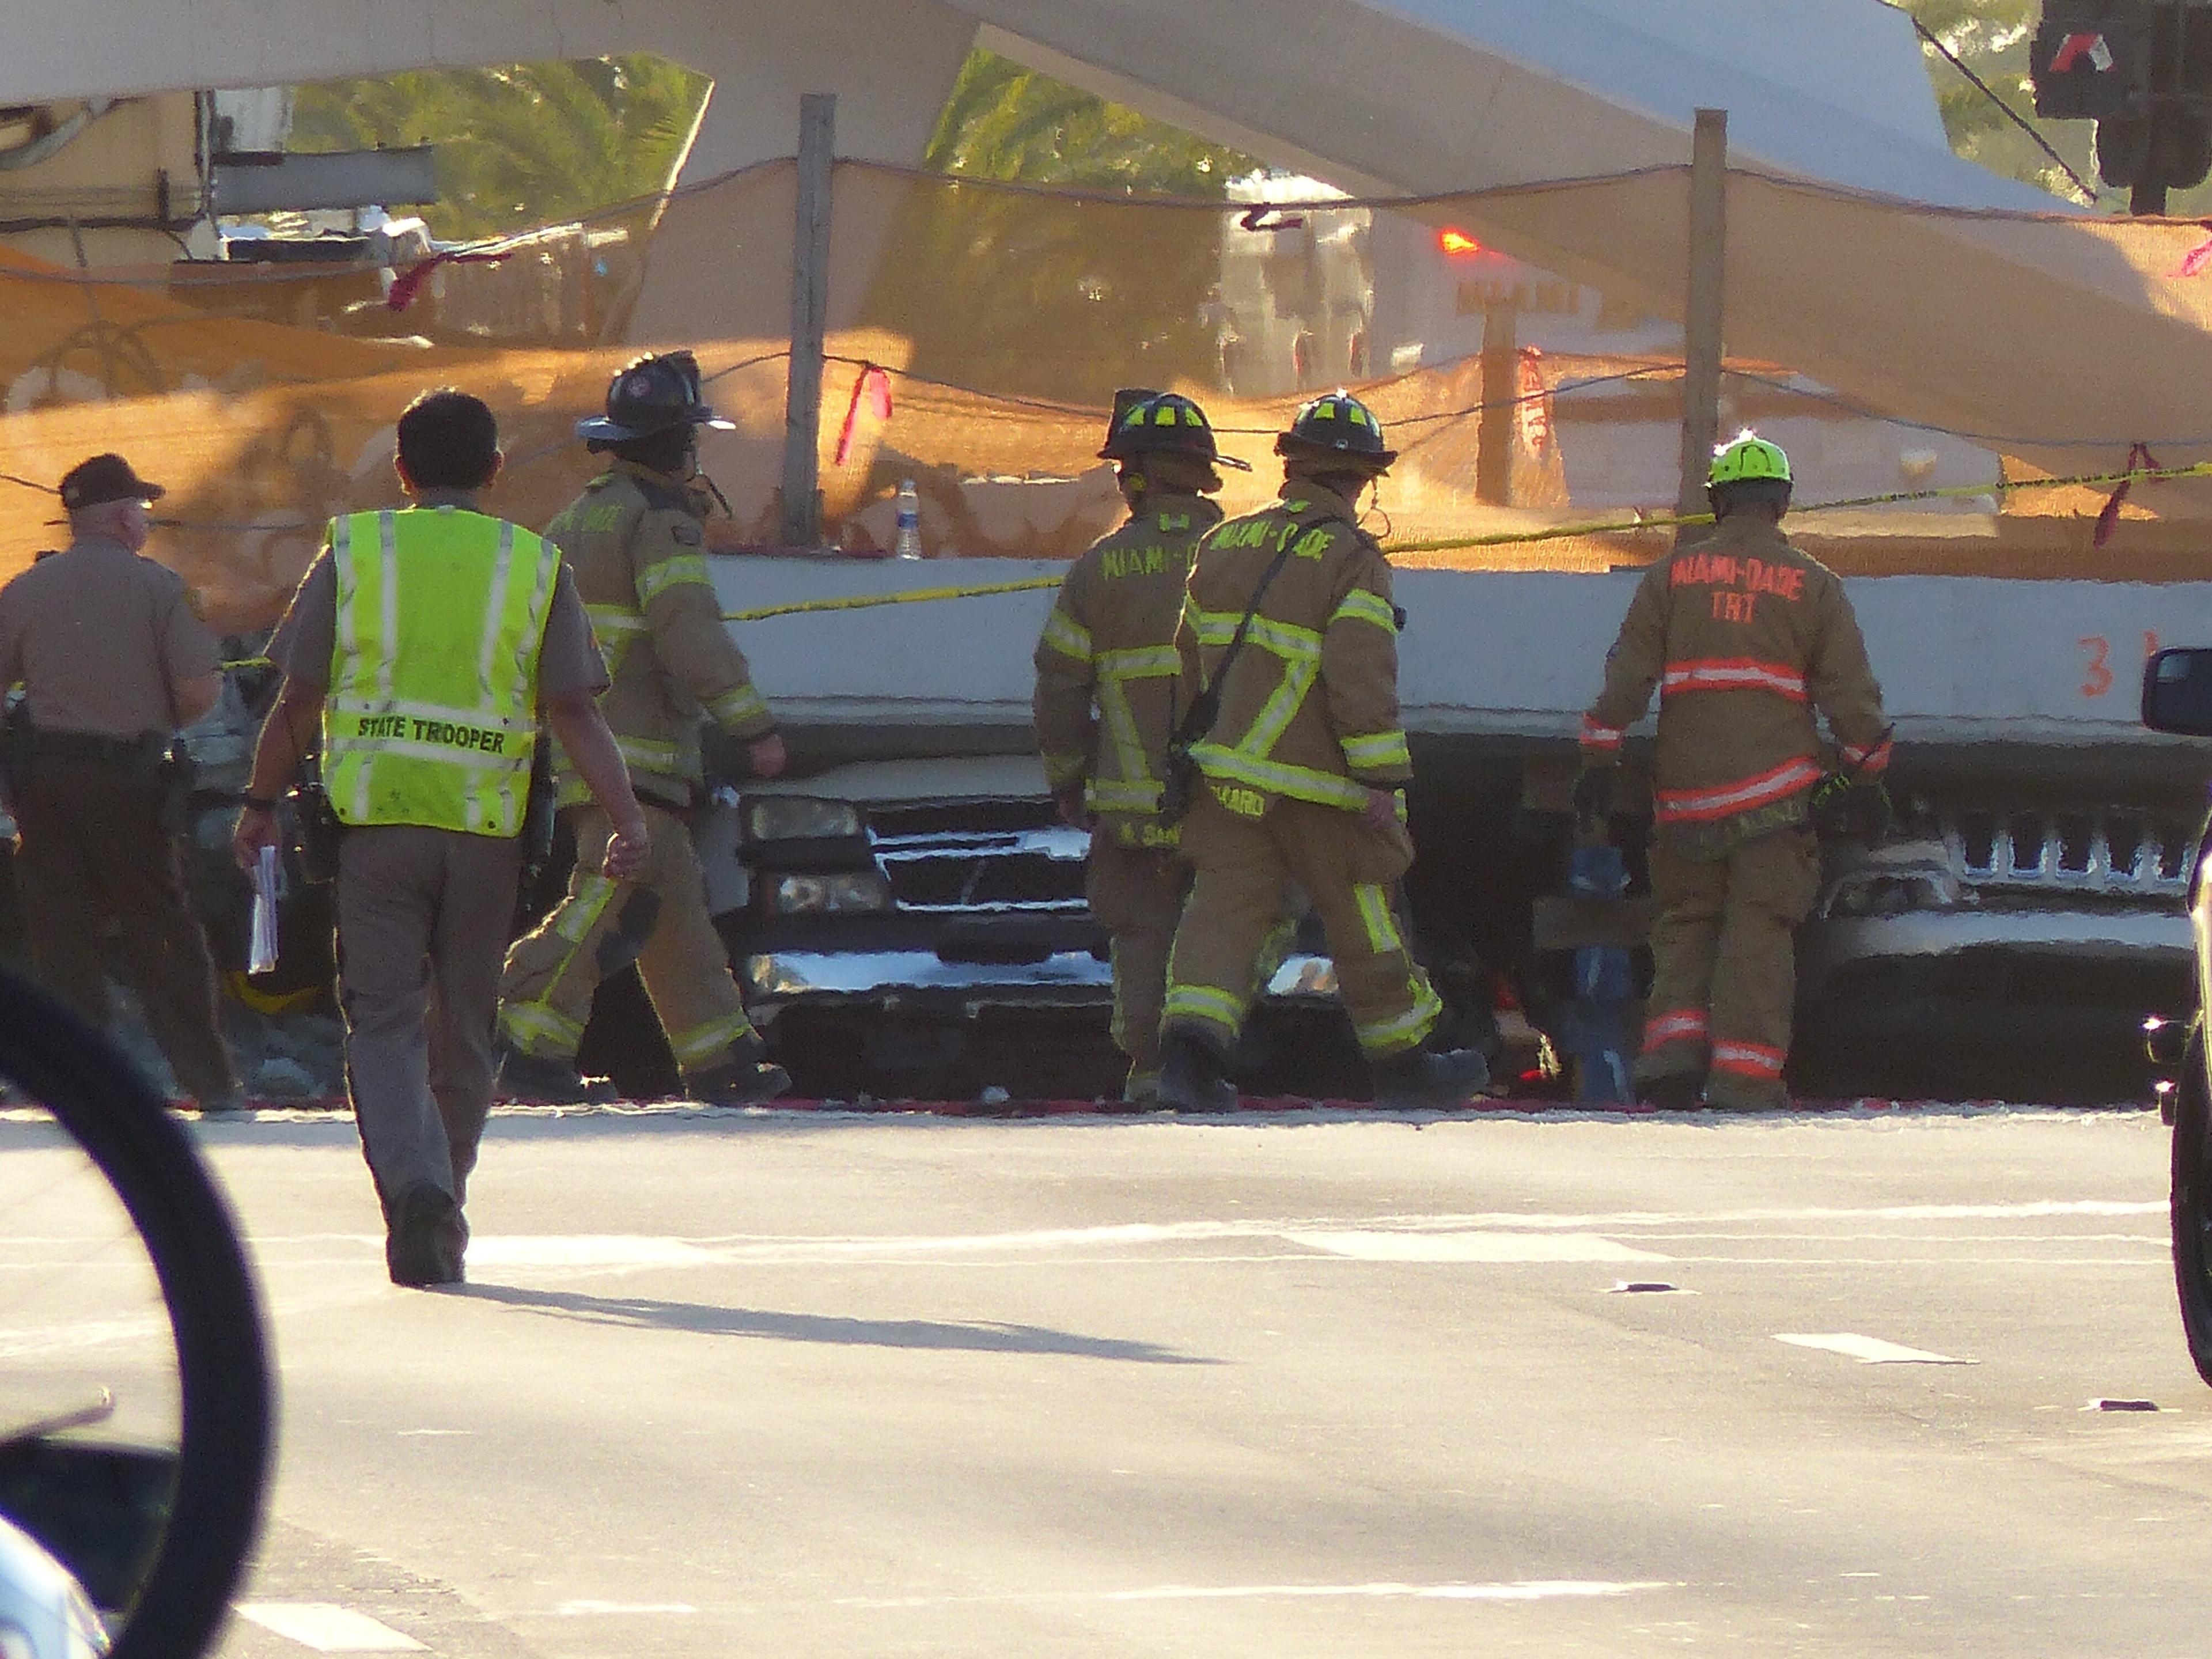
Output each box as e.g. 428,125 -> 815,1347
1708,431 -> 1792,487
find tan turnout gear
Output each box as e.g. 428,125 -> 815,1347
1581,512 -> 1890,1105
545,459 -> 775,809
499,799 -> 756,1071
1161,479 -> 1441,1060
497,459 -> 774,1073
1034,491 -> 1219,1087
1033,492 -> 1222,836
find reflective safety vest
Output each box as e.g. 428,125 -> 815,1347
323,507 -> 560,836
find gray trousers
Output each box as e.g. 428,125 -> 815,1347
335,825 -> 522,1224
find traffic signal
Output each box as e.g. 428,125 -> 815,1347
2030,2 -> 2212,212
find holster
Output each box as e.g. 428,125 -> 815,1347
291,762 -> 344,885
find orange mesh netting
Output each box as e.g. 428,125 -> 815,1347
6,156 -> 2212,629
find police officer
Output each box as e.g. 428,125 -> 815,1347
1034,390 -> 1249,1103
496,352 -> 791,1105
0,453 -> 243,1111
1156,393 -> 1490,1111
234,389 -> 650,1287
1577,433 -> 1891,1110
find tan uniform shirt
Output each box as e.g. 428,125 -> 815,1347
1033,491 -> 1222,843
0,535 -> 219,738
544,461 -> 774,809
1582,516 -> 1890,849
1176,482 -> 1410,816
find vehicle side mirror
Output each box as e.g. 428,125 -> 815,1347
2143,647 -> 2212,734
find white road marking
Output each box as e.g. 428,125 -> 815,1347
235,1603 -> 426,1652
1287,1231 -> 1669,1263
551,1599 -> 698,1615
1776,1333 -> 1973,1365
840,1579 -> 1675,1608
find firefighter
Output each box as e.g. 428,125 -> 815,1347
496,352 -> 791,1104
1575,433 -> 1891,1110
1155,392 -> 1490,1111
1033,389 -> 1251,1103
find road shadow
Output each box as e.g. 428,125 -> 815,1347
459,1282 -> 1215,1365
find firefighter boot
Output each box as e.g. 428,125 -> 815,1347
1639,1071 -> 1705,1111
685,1037 -> 794,1106
497,1047 -> 616,1105
1370,1044 -> 1491,1109
1156,1030 -> 1237,1113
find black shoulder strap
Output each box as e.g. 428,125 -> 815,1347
1173,537 -> 1299,749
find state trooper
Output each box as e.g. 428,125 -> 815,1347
1576,433 -> 1891,1109
0,453 -> 242,1110
1156,392 -> 1489,1111
497,351 -> 791,1105
1033,389 -> 1249,1102
235,389 -> 649,1286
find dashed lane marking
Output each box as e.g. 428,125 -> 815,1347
837,1579 -> 1677,1608
1285,1231 -> 1669,1263
235,1603 -> 427,1652
1775,1333 -> 1973,1365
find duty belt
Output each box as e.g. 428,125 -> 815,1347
23,726 -> 168,766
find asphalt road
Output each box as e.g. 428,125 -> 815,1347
135,1106 -> 2212,1654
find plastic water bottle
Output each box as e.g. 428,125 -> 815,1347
893,479 -> 923,559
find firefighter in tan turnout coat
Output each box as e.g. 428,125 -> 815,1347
1033,391 -> 1249,1102
1154,392 -> 1490,1112
497,353 -> 791,1104
1578,433 -> 1891,1109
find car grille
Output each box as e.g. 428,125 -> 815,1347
868,802 -> 1091,915
1938,806 -> 2195,897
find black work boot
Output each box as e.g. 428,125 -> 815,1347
497,1047 -> 615,1105
685,1038 -> 793,1106
387,1182 -> 465,1288
1370,1045 -> 1491,1109
1156,1031 -> 1237,1113
1637,1072 -> 1704,1111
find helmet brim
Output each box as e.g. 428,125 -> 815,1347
1275,435 -> 1396,468
1097,444 -> 1253,471
577,410 -> 734,443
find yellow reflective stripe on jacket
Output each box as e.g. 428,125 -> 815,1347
584,604 -> 647,676
324,508 -> 555,837
1096,643 -> 1179,676
1191,609 -> 1323,662
635,552 -> 713,608
1330,589 -> 1397,632
1187,741 -> 1371,812
1342,729 -> 1412,772
1040,606 -> 1093,664
1354,883 -> 1404,955
1089,778 -> 1164,813
707,683 -> 771,731
616,734 -> 684,775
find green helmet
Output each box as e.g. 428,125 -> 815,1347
1099,391 -> 1250,470
1709,432 -> 1791,487
1277,391 -> 1396,468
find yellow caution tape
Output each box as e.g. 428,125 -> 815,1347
216,459 -> 2212,668
721,574 -> 1062,624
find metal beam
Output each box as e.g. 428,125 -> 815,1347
780,93 -> 835,549
210,147 -> 436,214
1674,108 -> 1728,537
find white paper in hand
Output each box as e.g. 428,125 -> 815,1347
248,843 -> 281,976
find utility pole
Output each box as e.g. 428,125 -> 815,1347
780,93 -> 835,548
1476,299 -> 1518,507
1675,108 -> 1728,540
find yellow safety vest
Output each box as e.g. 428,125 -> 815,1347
323,507 -> 559,836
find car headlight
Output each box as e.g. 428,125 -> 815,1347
743,796 -> 865,844
762,870 -> 895,915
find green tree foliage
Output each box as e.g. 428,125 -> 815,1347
867,51 -> 1260,402
1898,0 -> 2212,212
923,50 -> 1255,197
289,57 -> 708,240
